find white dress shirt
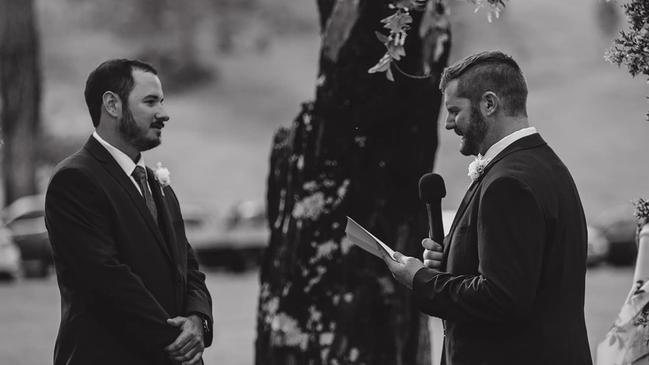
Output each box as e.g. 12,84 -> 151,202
92,132 -> 149,196
467,127 -> 538,182
481,127 -> 538,162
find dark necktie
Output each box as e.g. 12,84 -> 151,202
132,166 -> 158,224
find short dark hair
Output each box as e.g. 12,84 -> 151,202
84,59 -> 158,127
439,51 -> 527,117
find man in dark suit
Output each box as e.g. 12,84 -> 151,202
45,59 -> 213,365
382,51 -> 592,364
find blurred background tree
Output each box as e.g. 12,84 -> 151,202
255,1 -> 450,364
62,0 -> 316,92
3,0 -> 293,206
596,0 -> 620,37
0,0 -> 42,207
27,0 -> 319,196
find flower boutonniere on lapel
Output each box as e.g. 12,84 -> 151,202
467,154 -> 491,182
154,162 -> 171,191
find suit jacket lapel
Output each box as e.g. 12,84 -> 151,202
447,180 -> 479,238
443,181 -> 480,265
147,167 -> 180,263
83,137 -> 175,264
442,133 -> 547,265
147,171 -> 185,310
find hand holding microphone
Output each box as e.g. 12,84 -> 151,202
422,238 -> 444,269
419,173 -> 446,270
381,173 -> 446,289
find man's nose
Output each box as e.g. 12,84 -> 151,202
155,109 -> 170,122
444,115 -> 454,130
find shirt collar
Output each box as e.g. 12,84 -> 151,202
481,126 -> 538,162
92,131 -> 146,177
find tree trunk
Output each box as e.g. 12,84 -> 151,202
0,0 -> 41,207
256,1 -> 450,364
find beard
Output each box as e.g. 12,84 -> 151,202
460,106 -> 488,156
119,105 -> 161,152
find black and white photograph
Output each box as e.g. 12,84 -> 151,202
0,0 -> 648,364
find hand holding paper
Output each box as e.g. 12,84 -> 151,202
345,216 -> 426,289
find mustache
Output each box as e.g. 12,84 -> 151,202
151,117 -> 168,129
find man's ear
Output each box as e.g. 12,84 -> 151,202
480,91 -> 499,116
102,91 -> 122,118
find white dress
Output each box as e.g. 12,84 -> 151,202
597,224 -> 649,365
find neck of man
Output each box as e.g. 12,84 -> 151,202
478,115 -> 529,156
95,121 -> 141,163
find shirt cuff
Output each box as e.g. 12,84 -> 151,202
412,267 -> 442,308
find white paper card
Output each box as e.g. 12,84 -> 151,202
345,216 -> 397,261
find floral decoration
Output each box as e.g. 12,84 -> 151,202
467,154 -> 491,182
369,0 -> 508,81
154,162 -> 171,187
634,198 -> 649,227
604,0 -> 649,121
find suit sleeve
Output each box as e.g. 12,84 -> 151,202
412,177 -> 546,323
185,243 -> 214,347
45,168 -> 180,349
165,188 -> 214,347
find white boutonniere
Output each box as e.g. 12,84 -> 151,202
467,154 -> 490,182
154,162 -> 171,188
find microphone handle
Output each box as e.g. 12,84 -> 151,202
426,204 -> 434,239
426,202 -> 445,245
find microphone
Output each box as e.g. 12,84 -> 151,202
418,173 -> 446,244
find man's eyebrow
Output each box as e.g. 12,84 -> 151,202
142,94 -> 163,101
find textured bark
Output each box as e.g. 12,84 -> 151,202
0,0 -> 41,206
256,1 -> 450,364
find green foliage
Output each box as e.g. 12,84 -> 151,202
368,6 -> 415,81
634,198 -> 649,226
393,0 -> 428,10
472,0 -> 507,23
382,9 -> 414,33
604,0 -> 649,121
369,0 -> 507,81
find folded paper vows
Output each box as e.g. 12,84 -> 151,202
345,216 -> 397,262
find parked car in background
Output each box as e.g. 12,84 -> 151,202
2,194 -> 52,278
186,200 -> 269,272
595,205 -> 638,266
0,226 -> 21,280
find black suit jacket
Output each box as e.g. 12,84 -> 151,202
45,137 -> 213,365
413,134 -> 592,365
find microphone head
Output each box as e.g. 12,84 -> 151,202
419,173 -> 446,202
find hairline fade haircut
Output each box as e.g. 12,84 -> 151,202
84,59 -> 158,127
439,50 -> 528,117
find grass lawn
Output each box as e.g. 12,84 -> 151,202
0,265 -> 636,364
